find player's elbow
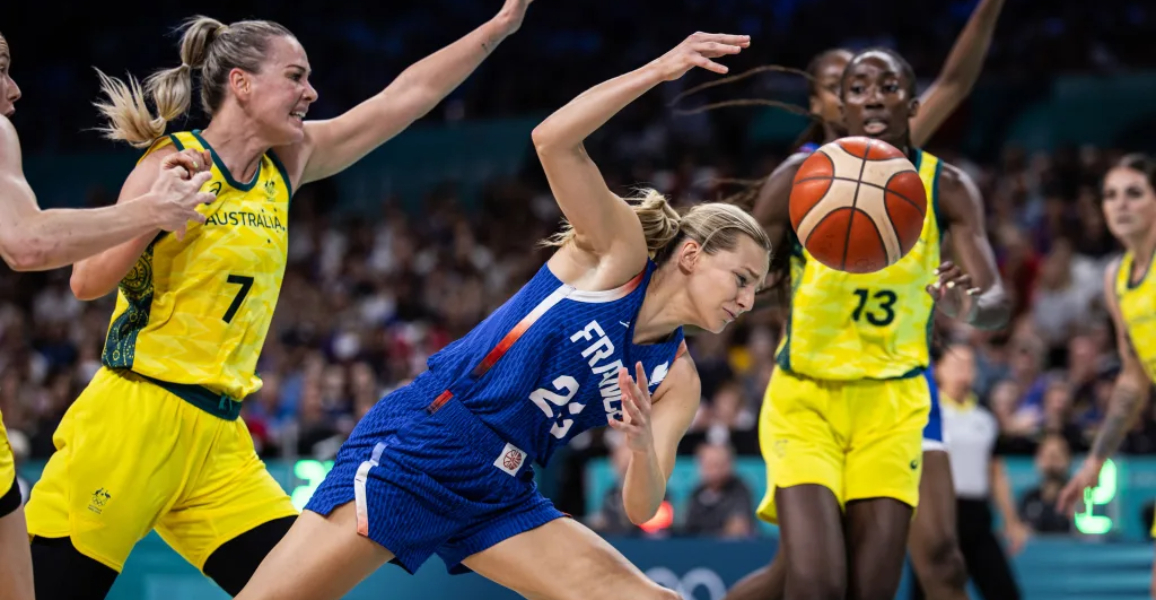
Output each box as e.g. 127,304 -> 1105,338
622,495 -> 662,526
626,505 -> 656,526
531,124 -> 570,156
0,234 -> 51,272
70,268 -> 111,301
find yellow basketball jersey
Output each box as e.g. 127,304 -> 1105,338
102,130 -> 292,401
1114,251 -> 1156,380
776,149 -> 943,380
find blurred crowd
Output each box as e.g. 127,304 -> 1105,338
0,136 -> 1148,537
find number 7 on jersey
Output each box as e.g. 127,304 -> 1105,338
223,275 -> 254,323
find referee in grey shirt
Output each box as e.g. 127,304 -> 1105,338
913,344 -> 1026,600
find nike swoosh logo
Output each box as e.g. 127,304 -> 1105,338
620,321 -> 630,328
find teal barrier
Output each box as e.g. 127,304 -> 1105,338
68,534 -> 1156,600
585,455 -> 1156,541
13,459 -> 1156,599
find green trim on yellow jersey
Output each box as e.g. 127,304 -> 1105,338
191,129 -> 260,192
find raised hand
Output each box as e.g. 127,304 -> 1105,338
648,32 -> 751,82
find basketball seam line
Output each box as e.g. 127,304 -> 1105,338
792,154 -> 834,230
841,141 -> 872,270
793,175 -> 924,214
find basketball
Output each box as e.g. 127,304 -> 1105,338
789,136 -> 927,274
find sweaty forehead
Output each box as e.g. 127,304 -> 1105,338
0,38 -> 9,61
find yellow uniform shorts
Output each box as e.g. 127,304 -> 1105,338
0,409 -> 14,502
25,368 -> 297,572
756,368 -> 929,524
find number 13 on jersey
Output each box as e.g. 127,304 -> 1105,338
852,288 -> 897,326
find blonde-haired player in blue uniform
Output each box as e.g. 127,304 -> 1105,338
24,2 -> 535,598
0,30 -> 216,600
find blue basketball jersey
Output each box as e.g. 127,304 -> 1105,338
423,259 -> 686,467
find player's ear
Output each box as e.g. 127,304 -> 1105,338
677,239 -> 702,274
908,97 -> 920,119
809,94 -> 824,115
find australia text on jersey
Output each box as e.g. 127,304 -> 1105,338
203,210 -> 287,233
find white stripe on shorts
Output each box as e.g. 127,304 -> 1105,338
354,442 -> 387,536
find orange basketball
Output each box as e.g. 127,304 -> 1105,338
789,136 -> 927,274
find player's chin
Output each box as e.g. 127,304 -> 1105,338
706,316 -> 731,334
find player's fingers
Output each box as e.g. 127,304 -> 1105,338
925,284 -> 941,300
174,225 -> 187,241
189,211 -> 207,225
617,367 -> 635,399
1055,484 -> 1077,514
196,192 -> 216,206
935,260 -> 955,274
622,393 -> 645,424
635,362 -> 649,395
689,54 -> 728,74
946,273 -> 971,290
187,171 -> 213,190
692,33 -> 751,46
693,42 -> 743,57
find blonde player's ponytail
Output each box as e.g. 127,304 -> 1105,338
540,188 -> 682,256
94,16 -> 292,148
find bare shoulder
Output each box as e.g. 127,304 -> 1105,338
271,139 -> 309,189
653,348 -> 700,406
936,161 -> 976,195
116,141 -> 181,202
935,161 -> 983,221
0,116 -> 22,172
1104,255 -> 1124,310
769,152 -> 810,181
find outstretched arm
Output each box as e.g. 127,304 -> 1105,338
533,32 -> 748,283
930,163 -> 1010,330
0,116 -> 213,272
285,0 -> 534,187
1057,259 -> 1150,513
910,0 -> 1005,146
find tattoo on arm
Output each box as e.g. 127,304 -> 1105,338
1091,382 -> 1143,459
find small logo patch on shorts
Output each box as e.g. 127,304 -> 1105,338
494,443 -> 527,476
88,488 -> 111,515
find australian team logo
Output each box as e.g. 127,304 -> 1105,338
88,488 -> 112,515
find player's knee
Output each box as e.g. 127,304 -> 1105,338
922,536 -> 968,590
